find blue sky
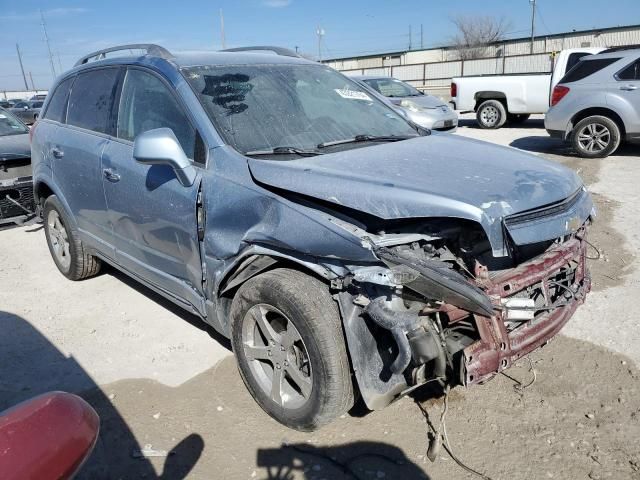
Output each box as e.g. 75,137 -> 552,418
1,0 -> 639,90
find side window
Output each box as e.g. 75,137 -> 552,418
617,58 -> 640,81
559,58 -> 621,83
566,52 -> 592,72
67,68 -> 119,134
14,102 -> 27,108
117,69 -> 199,161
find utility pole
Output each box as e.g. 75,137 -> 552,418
408,25 -> 412,50
529,0 -> 537,54
219,9 -> 226,49
40,9 -> 57,78
29,72 -> 36,91
56,51 -> 63,73
420,24 -> 424,50
316,27 -> 325,61
15,44 -> 29,90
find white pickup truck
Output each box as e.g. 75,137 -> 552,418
451,48 -> 604,128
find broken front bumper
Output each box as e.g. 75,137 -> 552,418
463,236 -> 590,385
0,176 -> 35,225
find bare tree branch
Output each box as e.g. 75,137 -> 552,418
450,15 -> 512,60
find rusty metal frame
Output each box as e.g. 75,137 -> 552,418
462,236 -> 590,385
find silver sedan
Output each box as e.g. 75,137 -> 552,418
352,76 -> 458,132
9,100 -> 43,125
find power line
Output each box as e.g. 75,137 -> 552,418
39,9 -> 57,78
15,44 -> 29,90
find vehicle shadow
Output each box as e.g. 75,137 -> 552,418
0,310 -> 205,479
256,441 -> 429,479
509,135 -> 571,155
510,136 -> 640,157
458,117 -> 545,129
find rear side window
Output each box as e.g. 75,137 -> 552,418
43,77 -> 73,122
617,58 -> 640,80
565,52 -> 592,72
67,68 -> 119,134
560,58 -> 620,83
117,69 -> 198,160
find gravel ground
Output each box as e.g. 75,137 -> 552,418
1,114 -> 639,479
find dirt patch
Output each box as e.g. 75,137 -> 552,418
78,335 -> 640,480
548,154 -> 635,291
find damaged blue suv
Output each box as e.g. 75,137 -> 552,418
32,44 -> 593,430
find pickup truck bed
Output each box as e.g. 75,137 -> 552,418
451,48 -> 604,128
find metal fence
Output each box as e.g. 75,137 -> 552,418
339,52 -> 555,91
1,90 -> 48,101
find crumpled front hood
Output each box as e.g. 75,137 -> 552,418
248,135 -> 587,257
389,94 -> 446,109
0,133 -> 30,162
249,135 -> 582,220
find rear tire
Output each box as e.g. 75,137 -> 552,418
43,195 -> 102,280
230,268 -> 354,431
476,100 -> 507,129
570,115 -> 621,158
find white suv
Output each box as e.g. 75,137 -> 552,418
545,47 -> 640,158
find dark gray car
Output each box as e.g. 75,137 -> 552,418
9,100 -> 43,125
32,44 -> 593,430
0,108 -> 34,224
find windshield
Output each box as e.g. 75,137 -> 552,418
362,78 -> 422,98
182,64 -> 417,154
0,110 -> 28,136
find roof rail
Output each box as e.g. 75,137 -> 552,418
600,44 -> 640,54
220,46 -> 301,58
74,44 -> 174,67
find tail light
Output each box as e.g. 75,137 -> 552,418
450,82 -> 457,98
551,85 -> 570,106
29,121 -> 37,143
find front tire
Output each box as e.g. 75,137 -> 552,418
230,268 -> 354,431
571,115 -> 621,158
43,195 -> 102,280
476,100 -> 507,129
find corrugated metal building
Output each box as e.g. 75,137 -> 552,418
324,24 -> 640,94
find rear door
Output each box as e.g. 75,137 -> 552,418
101,67 -> 205,312
53,67 -> 120,256
614,57 -> 640,135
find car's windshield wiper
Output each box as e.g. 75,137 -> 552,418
244,146 -> 325,157
317,134 -> 418,149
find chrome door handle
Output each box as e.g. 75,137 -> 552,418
51,147 -> 64,159
103,168 -> 121,182
620,85 -> 638,91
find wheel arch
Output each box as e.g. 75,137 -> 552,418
571,107 -> 626,137
212,252 -> 338,335
474,91 -> 507,111
218,254 -> 334,298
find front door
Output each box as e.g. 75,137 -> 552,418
101,67 -> 205,312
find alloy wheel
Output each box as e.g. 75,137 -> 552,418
480,106 -> 499,126
577,123 -> 611,153
47,210 -> 71,270
241,304 -> 313,409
